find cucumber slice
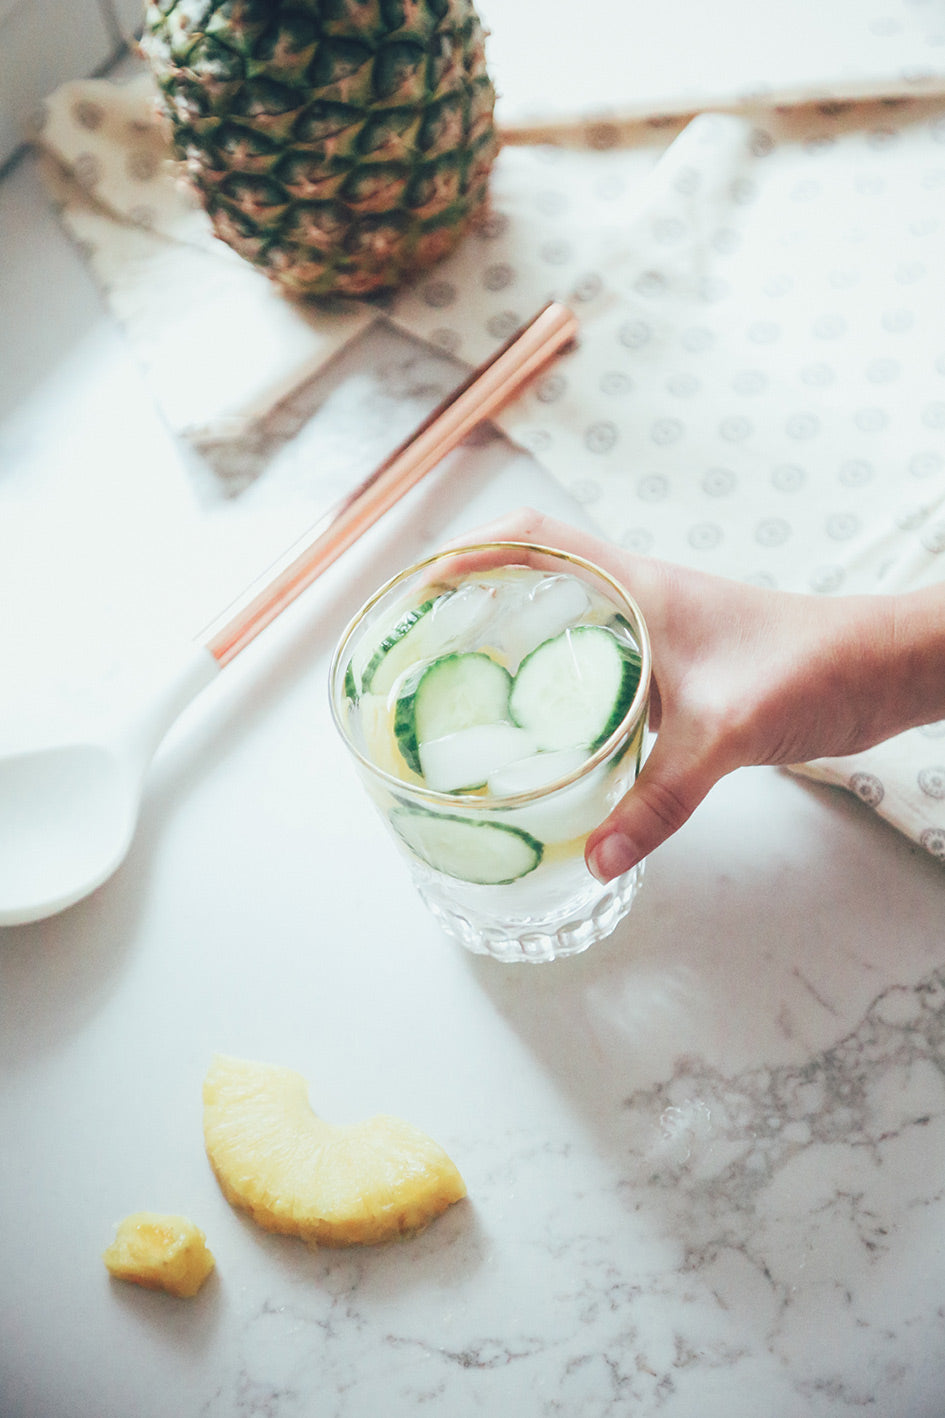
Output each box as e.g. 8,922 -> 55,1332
389,806 -> 543,884
395,652 -> 512,776
419,723 -> 538,793
361,583 -> 496,697
509,626 -> 642,752
356,596 -> 438,697
354,692 -> 425,782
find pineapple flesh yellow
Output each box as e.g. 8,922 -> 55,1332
203,1053 -> 466,1245
103,1212 -> 216,1297
141,0 -> 499,298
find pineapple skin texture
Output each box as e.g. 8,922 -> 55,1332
203,1054 -> 467,1246
103,1213 -> 216,1297
141,0 -> 499,298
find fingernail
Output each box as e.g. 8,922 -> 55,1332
587,833 -> 641,883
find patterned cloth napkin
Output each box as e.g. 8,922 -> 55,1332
31,48 -> 945,862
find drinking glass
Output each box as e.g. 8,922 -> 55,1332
329,542 -> 652,962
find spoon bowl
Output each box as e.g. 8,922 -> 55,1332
0,641 -> 220,926
0,741 -> 139,925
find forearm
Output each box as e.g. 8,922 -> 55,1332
738,583 -> 945,767
739,579 -> 945,770
880,582 -> 945,739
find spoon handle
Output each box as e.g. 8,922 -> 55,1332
198,301 -> 578,668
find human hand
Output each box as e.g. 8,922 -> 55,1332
445,509 -> 932,881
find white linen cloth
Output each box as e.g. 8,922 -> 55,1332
29,26 -> 945,861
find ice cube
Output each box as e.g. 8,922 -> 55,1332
424,581 -> 497,650
486,575 -> 591,669
490,748 -> 609,843
418,723 -> 538,793
488,747 -> 588,796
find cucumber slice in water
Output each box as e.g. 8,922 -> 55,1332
510,626 -> 641,752
356,596 -> 437,698
395,651 -> 512,776
389,806 -> 543,884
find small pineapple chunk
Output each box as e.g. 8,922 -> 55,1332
103,1213 -> 215,1298
203,1053 -> 466,1246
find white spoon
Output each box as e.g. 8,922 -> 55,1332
0,302 -> 577,927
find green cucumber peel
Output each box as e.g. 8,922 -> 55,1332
360,595 -> 441,696
509,625 -> 642,753
389,804 -> 543,885
394,651 -> 512,777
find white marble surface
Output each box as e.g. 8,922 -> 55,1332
2,146 -> 945,1418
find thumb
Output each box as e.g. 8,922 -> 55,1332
585,730 -> 718,881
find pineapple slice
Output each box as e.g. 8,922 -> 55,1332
103,1213 -> 215,1298
202,1054 -> 466,1247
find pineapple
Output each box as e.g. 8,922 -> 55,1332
141,0 -> 498,298
103,1212 -> 216,1297
202,1053 -> 466,1245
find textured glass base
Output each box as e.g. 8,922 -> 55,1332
414,860 -> 646,963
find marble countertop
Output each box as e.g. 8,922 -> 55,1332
2,142 -> 945,1418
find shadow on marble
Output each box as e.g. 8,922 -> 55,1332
0,872 -> 145,1066
105,1259 -> 224,1351
217,1182 -> 487,1301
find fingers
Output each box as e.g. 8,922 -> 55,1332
438,506 -> 550,551
431,507 -> 556,582
440,508 -> 627,577
585,731 -> 719,881
433,508 -> 638,600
